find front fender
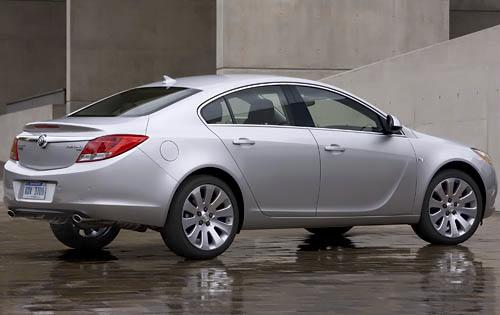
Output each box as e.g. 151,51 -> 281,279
410,135 -> 497,218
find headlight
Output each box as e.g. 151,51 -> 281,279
472,148 -> 493,165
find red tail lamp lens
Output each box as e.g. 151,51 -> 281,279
10,138 -> 19,161
76,134 -> 148,163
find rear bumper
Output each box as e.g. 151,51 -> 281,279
3,149 -> 178,227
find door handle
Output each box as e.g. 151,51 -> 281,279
233,138 -> 255,145
324,144 -> 345,152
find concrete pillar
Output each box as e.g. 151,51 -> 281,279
0,0 -> 65,115
217,0 -> 449,80
450,0 -> 500,39
66,0 -> 216,111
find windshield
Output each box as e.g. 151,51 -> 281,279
70,87 -> 200,117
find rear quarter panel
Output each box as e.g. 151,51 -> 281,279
141,97 -> 263,227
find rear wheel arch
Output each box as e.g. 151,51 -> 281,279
429,161 -> 486,217
170,167 -> 245,232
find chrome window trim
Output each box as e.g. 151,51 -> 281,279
200,123 -> 407,138
197,82 -> 406,137
17,135 -> 94,143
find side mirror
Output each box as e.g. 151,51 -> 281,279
385,114 -> 402,134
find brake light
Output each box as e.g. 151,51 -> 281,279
76,134 -> 148,163
33,124 -> 60,129
10,138 -> 19,161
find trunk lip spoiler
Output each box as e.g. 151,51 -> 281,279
24,122 -> 103,132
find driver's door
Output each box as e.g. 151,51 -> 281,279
291,85 -> 417,217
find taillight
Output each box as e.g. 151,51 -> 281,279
76,134 -> 148,163
10,138 -> 19,161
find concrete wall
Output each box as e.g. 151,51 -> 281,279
0,104 -> 65,163
0,0 -> 66,115
6,89 -> 65,114
67,0 -> 216,111
321,25 -> 500,203
451,0 -> 500,38
217,0 -> 449,79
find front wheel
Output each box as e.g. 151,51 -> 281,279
161,175 -> 239,260
412,169 -> 483,245
306,226 -> 353,237
50,221 -> 120,251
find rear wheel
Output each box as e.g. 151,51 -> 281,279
412,169 -> 483,245
306,226 -> 353,237
161,175 -> 239,260
50,221 -> 120,251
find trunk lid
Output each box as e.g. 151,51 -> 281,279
17,116 -> 149,170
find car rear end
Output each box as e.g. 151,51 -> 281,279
2,84 -> 201,227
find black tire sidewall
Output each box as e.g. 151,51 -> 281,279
50,222 -> 120,250
413,169 -> 483,245
162,175 -> 240,259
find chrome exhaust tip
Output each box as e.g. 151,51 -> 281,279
72,213 -> 83,224
7,210 -> 15,218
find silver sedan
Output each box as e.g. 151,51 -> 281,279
3,75 -> 497,259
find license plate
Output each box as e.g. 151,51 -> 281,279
22,182 -> 47,200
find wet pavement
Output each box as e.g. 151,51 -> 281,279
0,205 -> 499,314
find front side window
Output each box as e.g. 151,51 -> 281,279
224,86 -> 291,125
71,87 -> 199,117
296,86 -> 383,132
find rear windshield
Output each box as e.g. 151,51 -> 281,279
70,87 -> 200,117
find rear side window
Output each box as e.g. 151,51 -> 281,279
71,87 -> 200,117
201,98 -> 233,124
225,86 -> 291,125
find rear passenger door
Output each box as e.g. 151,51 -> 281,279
201,85 -> 320,217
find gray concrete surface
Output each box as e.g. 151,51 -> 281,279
67,0 -> 216,111
451,0 -> 500,39
0,0 -> 66,115
6,89 -> 65,114
0,205 -> 498,313
217,0 -> 449,79
0,104 -> 65,163
322,24 -> 500,205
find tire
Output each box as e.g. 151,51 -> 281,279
50,221 -> 120,251
162,175 -> 240,260
412,169 -> 483,245
305,226 -> 353,237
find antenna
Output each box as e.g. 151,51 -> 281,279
163,75 -> 176,88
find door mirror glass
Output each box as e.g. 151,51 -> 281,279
386,114 -> 402,134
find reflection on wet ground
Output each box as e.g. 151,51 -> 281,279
0,207 -> 498,314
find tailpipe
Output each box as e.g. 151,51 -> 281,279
7,210 -> 15,218
72,213 -> 115,228
72,213 -> 147,232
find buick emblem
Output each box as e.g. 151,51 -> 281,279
37,134 -> 48,149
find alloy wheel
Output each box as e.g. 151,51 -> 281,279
181,184 -> 234,250
428,178 -> 478,238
